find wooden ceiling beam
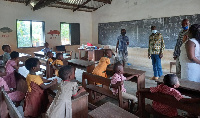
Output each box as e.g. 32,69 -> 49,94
33,0 -> 61,11
49,5 -> 92,12
56,1 -> 97,10
26,0 -> 31,6
93,0 -> 111,4
73,0 -> 91,12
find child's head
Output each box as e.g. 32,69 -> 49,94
58,65 -> 75,81
47,52 -> 53,58
45,42 -> 49,48
10,51 -> 19,60
56,53 -> 63,60
0,66 -> 6,77
25,58 -> 40,72
113,62 -> 124,74
189,24 -> 200,44
163,74 -> 180,88
2,45 -> 11,53
105,50 -> 112,58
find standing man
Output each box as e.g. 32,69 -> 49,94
173,19 -> 190,78
116,29 -> 129,67
148,26 -> 165,80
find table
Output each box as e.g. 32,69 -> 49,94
107,66 -> 146,90
156,77 -> 200,98
67,59 -> 95,73
88,102 -> 138,118
34,51 -> 45,57
19,53 -> 31,66
78,49 -> 107,61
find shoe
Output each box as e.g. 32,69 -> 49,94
154,77 -> 159,80
150,76 -> 155,80
150,76 -> 159,80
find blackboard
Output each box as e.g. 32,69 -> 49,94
98,14 -> 200,49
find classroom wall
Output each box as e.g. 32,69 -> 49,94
92,0 -> 200,72
0,1 -> 92,56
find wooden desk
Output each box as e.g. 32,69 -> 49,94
34,51 -> 45,57
156,77 -> 200,98
88,102 -> 138,118
67,59 -> 95,73
107,66 -> 146,90
19,53 -> 31,66
88,50 -> 104,61
79,49 -> 107,61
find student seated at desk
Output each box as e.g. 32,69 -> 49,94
138,74 -> 200,117
52,53 -> 64,76
2,44 -> 11,65
110,62 -> 138,107
23,58 -> 57,118
47,52 -> 56,63
0,66 -> 24,105
46,65 -> 85,118
3,51 -> 19,89
92,50 -> 112,78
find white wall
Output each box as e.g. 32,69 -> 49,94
0,1 -> 92,55
91,0 -> 200,71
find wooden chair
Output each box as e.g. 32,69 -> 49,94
46,61 -> 54,79
0,87 -> 22,118
82,72 -> 130,110
138,89 -> 200,118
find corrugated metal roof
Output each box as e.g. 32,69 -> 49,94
4,0 -> 112,12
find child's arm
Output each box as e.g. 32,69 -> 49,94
13,59 -> 20,70
40,79 -> 57,89
126,74 -> 139,80
42,78 -> 52,83
72,87 -> 86,99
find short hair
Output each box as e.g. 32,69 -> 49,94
151,26 -> 156,29
56,53 -> 63,59
113,61 -> 123,73
0,66 -> 5,73
25,58 -> 39,71
58,65 -> 74,80
2,45 -> 10,51
189,24 -> 200,44
163,74 -> 178,87
182,19 -> 189,23
121,29 -> 126,32
10,51 -> 19,59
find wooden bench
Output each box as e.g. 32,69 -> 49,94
82,72 -> 131,110
138,90 -> 200,118
0,87 -> 22,118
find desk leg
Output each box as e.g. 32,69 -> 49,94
137,73 -> 145,90
87,64 -> 95,73
79,50 -> 81,59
